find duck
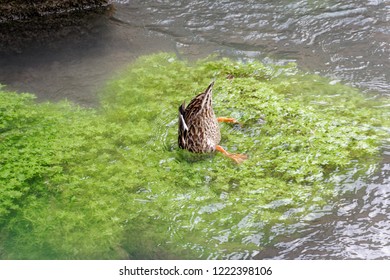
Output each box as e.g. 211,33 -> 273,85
178,81 -> 248,164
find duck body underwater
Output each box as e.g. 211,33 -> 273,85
178,81 -> 248,164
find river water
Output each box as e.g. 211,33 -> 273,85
0,0 -> 389,259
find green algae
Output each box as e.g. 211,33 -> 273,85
0,53 -> 389,259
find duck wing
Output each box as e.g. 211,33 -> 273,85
178,102 -> 188,148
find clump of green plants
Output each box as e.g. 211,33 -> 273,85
0,53 -> 388,259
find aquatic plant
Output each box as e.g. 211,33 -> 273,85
0,53 -> 388,259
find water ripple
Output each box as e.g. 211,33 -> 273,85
255,156 -> 390,259
109,0 -> 390,260
113,0 -> 390,95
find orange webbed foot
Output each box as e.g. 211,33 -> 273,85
217,117 -> 244,128
217,117 -> 239,124
217,117 -> 238,123
216,145 -> 248,164
227,153 -> 248,164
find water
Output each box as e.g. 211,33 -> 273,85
256,160 -> 390,259
0,0 -> 389,259
111,0 -> 389,95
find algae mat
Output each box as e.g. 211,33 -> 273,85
0,53 -> 388,259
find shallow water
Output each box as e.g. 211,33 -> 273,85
112,0 -> 390,95
256,157 -> 390,259
0,0 -> 389,259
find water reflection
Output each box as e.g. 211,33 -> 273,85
112,0 -> 389,95
256,155 -> 390,260
109,2 -> 390,259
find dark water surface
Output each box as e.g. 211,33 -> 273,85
0,0 -> 389,259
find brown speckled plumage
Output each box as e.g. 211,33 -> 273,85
178,81 -> 220,153
178,81 -> 248,163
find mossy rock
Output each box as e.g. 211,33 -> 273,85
0,53 -> 388,259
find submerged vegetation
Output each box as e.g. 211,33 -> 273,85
0,53 -> 388,259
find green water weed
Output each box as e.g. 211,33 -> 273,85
0,53 -> 388,259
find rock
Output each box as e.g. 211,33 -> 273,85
0,1 -> 112,53
0,1 -> 110,22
